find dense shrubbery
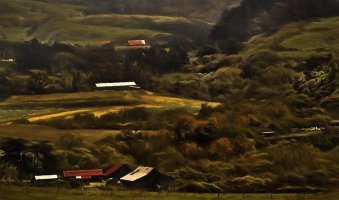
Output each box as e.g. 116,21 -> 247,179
1,105 -> 339,192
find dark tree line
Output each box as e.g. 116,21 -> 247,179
0,38 -> 190,95
0,138 -> 58,179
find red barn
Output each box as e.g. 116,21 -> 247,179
63,169 -> 103,183
128,40 -> 146,46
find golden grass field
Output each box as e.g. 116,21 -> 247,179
0,90 -> 219,123
0,90 -> 220,142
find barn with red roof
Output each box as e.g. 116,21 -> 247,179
128,40 -> 146,46
63,169 -> 103,182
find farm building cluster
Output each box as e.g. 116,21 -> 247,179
31,164 -> 172,190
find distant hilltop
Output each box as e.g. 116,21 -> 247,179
210,0 -> 339,41
54,0 -> 241,23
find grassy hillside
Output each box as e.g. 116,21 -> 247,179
210,0 -> 339,42
162,15 -> 338,128
54,0 -> 240,23
0,0 -> 215,45
242,16 -> 339,59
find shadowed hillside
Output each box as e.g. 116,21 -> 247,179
210,0 -> 339,42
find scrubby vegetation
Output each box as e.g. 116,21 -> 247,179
1,114 -> 339,192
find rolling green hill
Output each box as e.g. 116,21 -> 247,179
52,0 -> 240,23
242,16 -> 339,59
0,0 -> 237,45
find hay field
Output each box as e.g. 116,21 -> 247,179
0,90 -> 219,141
0,90 -> 220,123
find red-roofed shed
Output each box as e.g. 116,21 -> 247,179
63,169 -> 103,182
128,40 -> 146,46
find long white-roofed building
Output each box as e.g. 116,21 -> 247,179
95,82 -> 140,90
32,174 -> 59,186
34,175 -> 58,180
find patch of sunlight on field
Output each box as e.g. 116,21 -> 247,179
2,91 -> 220,122
92,104 -> 163,117
140,93 -> 221,108
27,105 -> 162,122
28,109 -> 91,122
0,108 -> 60,123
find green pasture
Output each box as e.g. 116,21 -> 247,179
242,16 -> 339,60
0,186 -> 339,200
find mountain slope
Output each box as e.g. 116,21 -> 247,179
210,0 -> 339,42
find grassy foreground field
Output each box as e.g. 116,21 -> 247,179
0,186 -> 339,200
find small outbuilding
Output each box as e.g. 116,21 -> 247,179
120,166 -> 172,190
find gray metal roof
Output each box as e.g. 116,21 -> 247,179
120,166 -> 154,182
